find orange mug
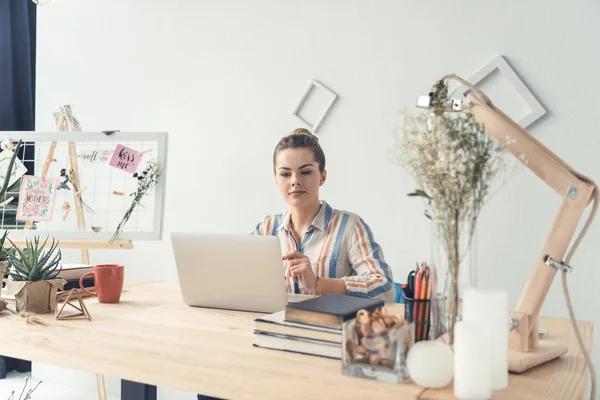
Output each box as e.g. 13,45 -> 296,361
79,264 -> 124,303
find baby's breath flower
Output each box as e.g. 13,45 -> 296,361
392,108 -> 516,344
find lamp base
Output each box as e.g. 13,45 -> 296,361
508,342 -> 568,373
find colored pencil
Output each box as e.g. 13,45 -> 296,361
417,266 -> 428,340
413,266 -> 423,325
423,268 -> 432,340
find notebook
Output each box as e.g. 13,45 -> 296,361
253,331 -> 341,359
284,294 -> 384,329
56,264 -> 94,281
255,310 -> 341,343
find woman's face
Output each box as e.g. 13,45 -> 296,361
275,148 -> 326,208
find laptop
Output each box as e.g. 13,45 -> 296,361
171,232 -> 290,313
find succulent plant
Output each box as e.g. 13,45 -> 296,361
6,236 -> 62,282
0,229 -> 9,262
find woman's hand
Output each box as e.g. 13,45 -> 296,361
282,251 -> 317,291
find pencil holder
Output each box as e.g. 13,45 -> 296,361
342,307 -> 414,383
403,294 -> 447,342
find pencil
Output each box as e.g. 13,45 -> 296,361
417,268 -> 428,340
423,268 -> 432,340
413,266 -> 423,335
430,264 -> 438,338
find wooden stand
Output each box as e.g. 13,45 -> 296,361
25,106 -> 91,262
508,312 -> 568,373
8,238 -> 132,249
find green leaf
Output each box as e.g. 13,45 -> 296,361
424,210 -> 433,220
36,237 -> 54,269
407,189 -> 433,200
0,140 -> 23,198
6,235 -> 62,281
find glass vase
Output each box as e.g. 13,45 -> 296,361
430,219 -> 478,344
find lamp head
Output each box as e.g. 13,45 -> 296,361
416,79 -> 472,113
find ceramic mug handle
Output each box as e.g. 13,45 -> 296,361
79,271 -> 96,297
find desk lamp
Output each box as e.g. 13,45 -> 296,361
415,75 -> 598,388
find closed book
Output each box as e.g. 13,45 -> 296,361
56,264 -> 93,281
254,310 -> 341,344
253,331 -> 341,359
63,277 -> 94,291
57,287 -> 95,302
284,294 -> 384,329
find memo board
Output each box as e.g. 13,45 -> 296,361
0,131 -> 168,242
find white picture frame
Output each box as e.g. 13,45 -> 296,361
292,80 -> 338,133
452,55 -> 546,128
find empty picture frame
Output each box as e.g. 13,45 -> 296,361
292,80 -> 338,133
452,55 -> 546,128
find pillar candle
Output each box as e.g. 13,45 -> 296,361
454,321 -> 492,400
463,288 -> 508,390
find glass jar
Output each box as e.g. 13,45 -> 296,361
402,294 -> 447,342
342,308 -> 413,383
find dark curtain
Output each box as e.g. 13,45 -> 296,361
0,0 -> 36,131
0,0 -> 37,379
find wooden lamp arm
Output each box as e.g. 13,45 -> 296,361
465,93 -> 597,339
465,93 -> 595,199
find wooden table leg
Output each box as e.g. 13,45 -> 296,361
121,379 -> 157,400
96,374 -> 107,400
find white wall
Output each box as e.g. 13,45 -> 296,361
29,0 -> 600,398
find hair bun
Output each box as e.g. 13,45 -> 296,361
290,128 -> 317,139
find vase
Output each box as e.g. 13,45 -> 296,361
430,219 -> 478,344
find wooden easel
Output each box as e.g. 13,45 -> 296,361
20,106 -> 115,400
13,106 -> 133,249
57,107 -> 105,400
21,106 -> 90,262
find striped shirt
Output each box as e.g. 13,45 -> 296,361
251,201 -> 395,302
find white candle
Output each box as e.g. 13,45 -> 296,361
454,321 -> 492,400
463,288 -> 508,390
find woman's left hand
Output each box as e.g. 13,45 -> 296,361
282,251 -> 317,291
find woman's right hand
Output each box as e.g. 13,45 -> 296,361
283,251 -> 318,291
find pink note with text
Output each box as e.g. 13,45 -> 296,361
109,144 -> 141,174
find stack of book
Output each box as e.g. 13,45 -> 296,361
253,294 -> 384,359
56,264 -> 95,300
57,264 -> 94,285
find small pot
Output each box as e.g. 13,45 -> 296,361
7,279 -> 65,314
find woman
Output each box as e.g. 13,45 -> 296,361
252,128 -> 395,302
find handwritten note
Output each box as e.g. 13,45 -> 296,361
109,144 -> 141,174
80,150 -> 111,164
17,176 -> 59,222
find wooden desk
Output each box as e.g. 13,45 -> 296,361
0,281 -> 592,399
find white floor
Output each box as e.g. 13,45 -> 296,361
0,371 -> 119,400
0,370 -> 198,400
